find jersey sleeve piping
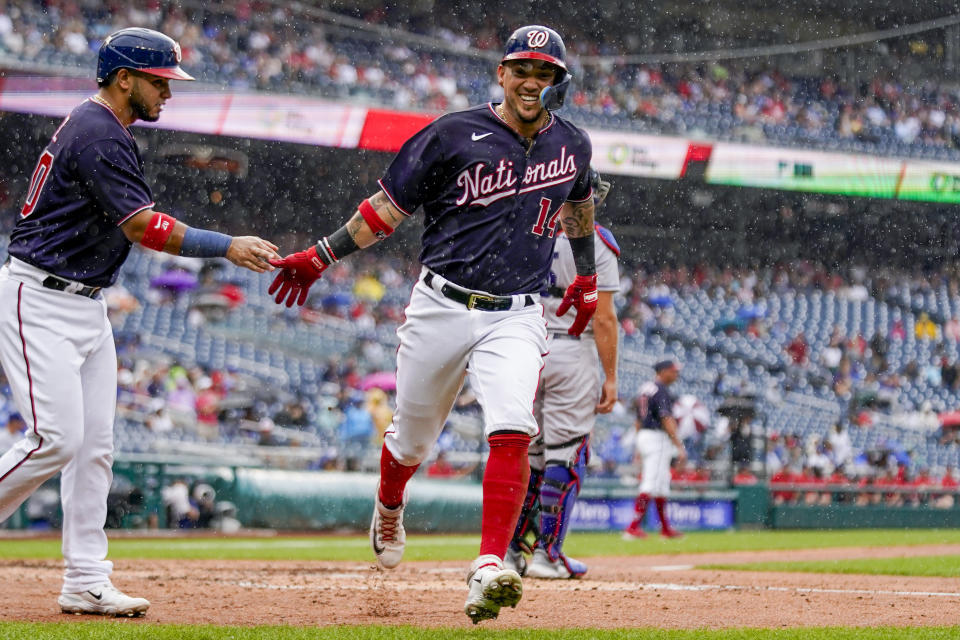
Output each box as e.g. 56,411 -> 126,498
116,202 -> 155,226
376,180 -> 414,217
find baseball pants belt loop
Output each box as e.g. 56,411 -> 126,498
549,332 -> 581,341
423,270 -> 535,311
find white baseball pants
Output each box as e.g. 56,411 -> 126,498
636,428 -> 675,497
0,259 -> 116,592
383,270 -> 547,465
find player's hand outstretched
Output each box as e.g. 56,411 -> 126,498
595,377 -> 618,414
557,274 -> 598,336
268,245 -> 330,307
226,236 -> 281,273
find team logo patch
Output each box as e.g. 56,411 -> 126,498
527,30 -> 549,48
174,42 -> 182,63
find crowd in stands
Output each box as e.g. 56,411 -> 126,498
5,245 -> 960,492
4,1 -> 960,158
112,334 -> 395,470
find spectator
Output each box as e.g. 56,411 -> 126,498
365,388 -> 394,445
337,392 -> 375,470
826,423 -> 852,470
426,451 -> 465,478
915,313 -> 937,340
770,466 -> 799,505
162,479 -> 200,528
0,412 -> 26,454
786,332 -> 809,366
945,316 -> 960,342
731,464 -> 758,486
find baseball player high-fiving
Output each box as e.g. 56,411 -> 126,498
268,25 -> 596,624
0,28 -> 278,617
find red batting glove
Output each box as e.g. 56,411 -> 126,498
556,274 -> 598,336
267,245 -> 328,307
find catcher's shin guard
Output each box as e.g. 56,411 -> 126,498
538,438 -> 588,560
510,466 -> 543,555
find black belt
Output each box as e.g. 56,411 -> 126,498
550,332 -> 581,341
42,276 -> 102,299
424,272 -> 534,311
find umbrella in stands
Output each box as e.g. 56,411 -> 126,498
360,371 -> 397,391
938,410 -> 960,427
673,394 -> 710,440
150,269 -> 199,293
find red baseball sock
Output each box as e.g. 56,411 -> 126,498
654,496 -> 672,533
629,493 -> 651,528
479,433 -> 531,560
378,443 -> 420,509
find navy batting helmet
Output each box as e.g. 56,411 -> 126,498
501,25 -> 570,110
97,28 -> 194,85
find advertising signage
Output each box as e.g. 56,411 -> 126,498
705,143 -> 960,204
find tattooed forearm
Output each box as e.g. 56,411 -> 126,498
560,200 -> 595,238
345,213 -> 365,241
370,191 -> 405,225
344,190 -> 408,248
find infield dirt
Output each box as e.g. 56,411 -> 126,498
1,544 -> 959,628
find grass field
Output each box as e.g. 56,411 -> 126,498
702,554 -> 960,577
2,529 -> 960,639
4,528 -> 960,561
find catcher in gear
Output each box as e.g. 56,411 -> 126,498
506,169 -> 620,579
268,24 -> 596,623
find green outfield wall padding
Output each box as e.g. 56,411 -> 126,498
734,484 -> 771,527
231,470 -> 483,532
771,504 -> 960,528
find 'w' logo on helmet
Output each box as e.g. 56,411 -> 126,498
526,30 -> 549,48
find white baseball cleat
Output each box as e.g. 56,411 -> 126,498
524,547 -> 587,579
58,582 -> 149,617
464,554 -> 523,624
370,487 -> 407,569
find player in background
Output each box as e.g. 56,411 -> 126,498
504,170 -> 618,579
0,28 -> 278,617
267,25 -> 596,623
623,359 -> 686,539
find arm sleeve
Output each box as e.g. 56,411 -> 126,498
565,131 -> 593,202
378,123 -> 445,215
75,138 -> 154,225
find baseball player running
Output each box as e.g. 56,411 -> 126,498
268,25 -> 596,623
505,170 -> 619,579
0,28 -> 278,617
623,359 -> 686,539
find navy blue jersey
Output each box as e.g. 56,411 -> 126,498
9,99 -> 154,287
636,381 -> 675,431
379,103 -> 592,295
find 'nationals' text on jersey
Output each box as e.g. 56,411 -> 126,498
379,103 -> 593,295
